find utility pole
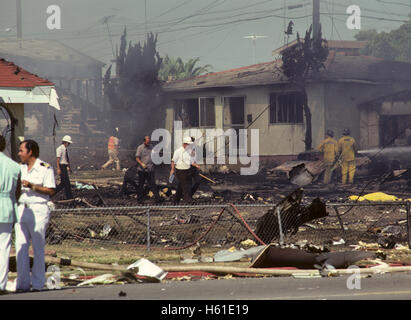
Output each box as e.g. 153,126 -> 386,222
312,0 -> 320,41
16,0 -> 22,48
283,0 -> 286,46
16,0 -> 22,39
144,0 -> 148,35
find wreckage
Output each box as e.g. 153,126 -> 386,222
255,188 -> 327,244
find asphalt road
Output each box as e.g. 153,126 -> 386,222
1,273 -> 410,300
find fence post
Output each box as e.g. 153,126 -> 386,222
147,209 -> 151,252
276,206 -> 284,246
407,202 -> 411,249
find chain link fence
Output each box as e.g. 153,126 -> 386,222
46,200 -> 411,256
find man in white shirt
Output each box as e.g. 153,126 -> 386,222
170,137 -> 200,204
16,139 -> 56,292
55,135 -> 73,199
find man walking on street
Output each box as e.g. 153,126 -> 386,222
135,136 -> 161,203
0,135 -> 21,294
55,135 -> 73,199
171,137 -> 200,204
317,129 -> 338,184
102,128 -> 121,171
16,140 -> 56,292
338,128 -> 357,184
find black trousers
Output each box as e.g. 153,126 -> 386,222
189,166 -> 201,196
55,164 -> 73,199
137,170 -> 161,202
174,169 -> 192,204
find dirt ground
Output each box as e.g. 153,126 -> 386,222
44,166 -> 411,266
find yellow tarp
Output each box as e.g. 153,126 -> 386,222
349,192 -> 402,202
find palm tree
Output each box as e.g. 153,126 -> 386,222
159,55 -> 212,81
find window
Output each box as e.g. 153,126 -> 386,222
199,97 -> 215,127
174,97 -> 215,128
269,92 -> 304,124
223,97 -> 244,126
174,99 -> 199,128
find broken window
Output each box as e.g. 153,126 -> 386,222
380,115 -> 411,147
223,97 -> 245,126
269,92 -> 304,124
174,97 -> 215,128
174,99 -> 199,128
199,97 -> 215,127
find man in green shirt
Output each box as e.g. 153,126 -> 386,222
0,135 -> 21,293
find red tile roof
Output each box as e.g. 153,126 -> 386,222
0,58 -> 54,88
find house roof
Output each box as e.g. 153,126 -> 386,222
272,39 -> 367,56
0,39 -> 105,66
0,58 -> 54,88
163,51 -> 411,92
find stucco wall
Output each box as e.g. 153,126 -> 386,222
324,81 -> 411,149
3,103 -> 24,160
164,85 -> 309,157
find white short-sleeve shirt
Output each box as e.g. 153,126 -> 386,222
172,146 -> 195,170
19,158 -> 56,204
56,144 -> 69,165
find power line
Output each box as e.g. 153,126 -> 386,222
375,0 -> 411,7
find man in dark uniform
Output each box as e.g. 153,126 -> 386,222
55,135 -> 73,199
135,136 -> 162,203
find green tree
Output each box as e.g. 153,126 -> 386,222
103,28 -> 163,148
159,55 -> 212,81
281,25 -> 329,151
355,19 -> 411,62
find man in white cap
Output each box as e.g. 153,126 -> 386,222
170,136 -> 200,204
55,135 -> 73,199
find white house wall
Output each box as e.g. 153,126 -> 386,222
164,85 -> 313,157
324,82 -> 411,150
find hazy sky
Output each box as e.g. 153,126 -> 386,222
1,0 -> 410,72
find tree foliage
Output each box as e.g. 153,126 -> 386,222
103,29 -> 163,147
158,55 -> 212,81
355,20 -> 411,62
281,25 -> 329,151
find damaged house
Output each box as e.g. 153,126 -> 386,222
0,39 -> 106,162
162,41 -> 411,170
0,58 -> 60,159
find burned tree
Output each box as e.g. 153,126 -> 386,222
281,25 -> 328,150
103,29 -> 163,148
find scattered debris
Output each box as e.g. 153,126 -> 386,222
75,181 -> 95,190
77,274 -> 118,286
241,239 -> 257,247
289,163 -> 317,186
127,258 -> 168,281
332,238 -> 346,246
214,246 -> 265,262
250,244 -> 376,270
118,291 -> 127,297
349,192 -> 401,202
255,188 -> 327,243
180,258 -> 199,264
